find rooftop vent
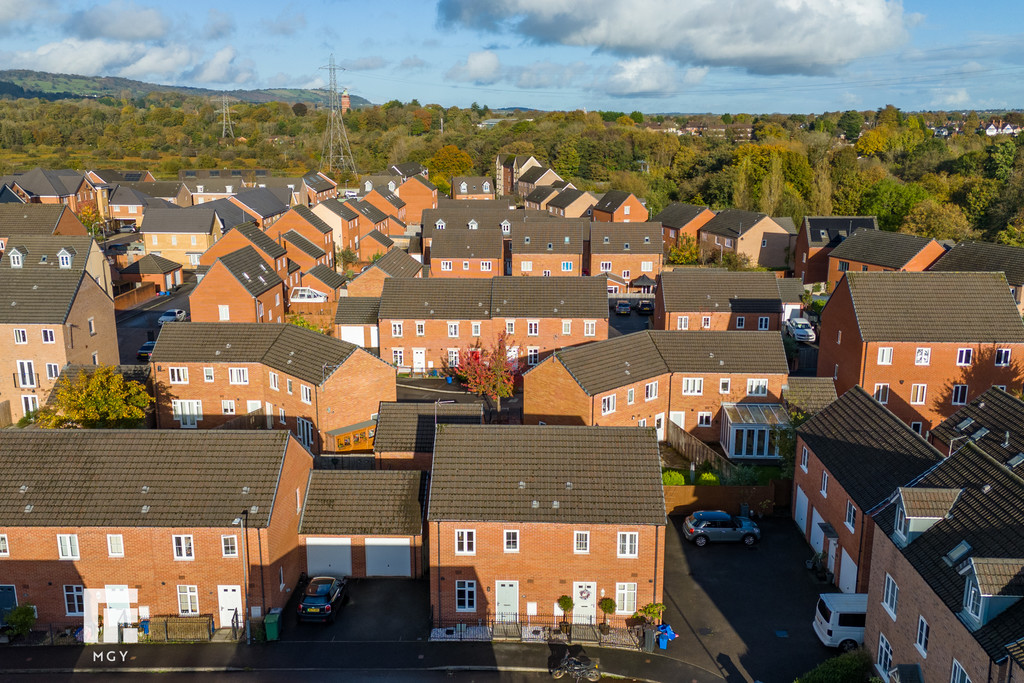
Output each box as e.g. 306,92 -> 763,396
603,236 -> 609,244
242,486 -> 251,495
552,501 -> 560,509
1007,453 -> 1024,469
981,484 -> 992,494
141,485 -> 150,494
141,505 -> 150,514
519,481 -> 525,489
250,505 -> 259,514
531,500 -> 539,508
565,482 -> 573,490
19,485 -> 27,494
548,243 -> 553,250
24,504 -> 33,513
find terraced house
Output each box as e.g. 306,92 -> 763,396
824,228 -> 945,293
427,426 -> 666,628
141,208 -> 223,268
793,216 -> 877,285
588,222 -> 663,292
653,269 -> 785,332
524,330 -> 789,456
377,276 -> 608,373
507,220 -> 589,277
151,323 -> 395,454
189,246 -> 285,323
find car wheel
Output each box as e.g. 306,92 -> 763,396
693,535 -> 708,547
838,639 -> 858,653
742,534 -> 757,546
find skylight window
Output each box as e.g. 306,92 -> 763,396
943,540 -> 972,567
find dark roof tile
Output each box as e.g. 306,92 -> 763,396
299,470 -> 422,536
373,401 -> 483,453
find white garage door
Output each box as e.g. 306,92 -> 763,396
810,508 -> 825,553
793,485 -> 808,537
339,327 -> 366,347
839,548 -> 858,594
365,538 -> 412,577
306,538 -> 352,577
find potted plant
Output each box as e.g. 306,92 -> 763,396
632,602 -> 666,626
597,597 -> 616,635
756,498 -> 773,519
556,595 -> 574,637
4,605 -> 37,643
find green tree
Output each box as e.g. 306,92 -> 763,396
553,139 -> 581,178
36,366 -> 153,429
899,199 -> 976,241
837,110 -> 864,140
427,144 -> 474,193
986,141 -> 1017,181
997,216 -> 1024,247
859,178 -> 930,231
668,235 -> 701,265
629,110 -> 644,125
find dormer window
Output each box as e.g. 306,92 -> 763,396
460,182 -> 468,193
820,230 -> 827,240
894,504 -> 907,539
9,250 -> 23,268
468,219 -> 478,230
603,236 -> 609,244
365,181 -> 372,191
483,182 -> 490,192
644,236 -> 650,243
58,249 -> 73,269
501,220 -> 511,234
964,579 -> 982,619
435,220 -> 446,230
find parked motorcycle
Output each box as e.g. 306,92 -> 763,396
551,650 -> 600,681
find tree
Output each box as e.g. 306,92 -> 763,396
629,110 -> 644,125
288,315 -> 329,335
837,110 -> 863,140
36,365 -> 153,429
859,178 -> 930,231
996,216 -> 1024,247
446,331 -> 522,412
427,144 -> 474,194
668,235 -> 701,265
75,204 -> 104,237
337,247 -> 358,269
553,139 -> 581,178
899,199 -> 976,241
291,102 -> 307,117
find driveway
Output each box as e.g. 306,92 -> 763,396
278,578 -> 430,643
115,281 -> 195,364
608,307 -> 653,337
662,515 -> 834,682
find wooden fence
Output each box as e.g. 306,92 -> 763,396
214,408 -> 268,430
0,400 -> 11,428
113,282 -> 158,310
665,420 -> 735,479
286,301 -> 336,334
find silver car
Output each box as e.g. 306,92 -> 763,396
785,317 -> 816,342
683,510 -> 761,547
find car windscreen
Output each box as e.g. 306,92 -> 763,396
302,595 -> 329,605
816,598 -> 831,623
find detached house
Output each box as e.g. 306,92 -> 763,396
652,202 -> 715,249
825,228 -> 946,292
0,430 -> 312,632
372,401 -> 484,470
508,220 -> 589,277
546,188 -> 598,219
793,387 -> 944,595
427,425 -> 666,627
345,248 -> 422,298
151,323 -> 396,454
592,190 -> 648,223
653,269 -> 784,332
698,209 -> 793,269
141,208 -> 222,268
865,443 -> 1024,683
189,246 -> 286,323
930,240 -> 1024,315
0,236 -> 119,421
794,216 -> 878,285
4,167 -> 90,211
588,222 -> 663,290
817,271 -> 1024,433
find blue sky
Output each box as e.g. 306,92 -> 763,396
1,0 -> 1022,113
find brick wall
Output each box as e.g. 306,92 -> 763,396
429,257 -> 500,278
143,231 -> 217,269
522,357 -> 593,425
667,371 -> 787,442
589,254 -> 662,282
511,253 -> 583,277
189,262 -> 285,324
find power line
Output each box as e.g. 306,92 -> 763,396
215,94 -> 235,139
318,54 -> 358,176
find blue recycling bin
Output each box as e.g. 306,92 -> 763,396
656,624 -> 677,649
446,376 -> 453,384
140,620 -> 149,635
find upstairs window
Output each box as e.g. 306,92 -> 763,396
957,348 -> 973,366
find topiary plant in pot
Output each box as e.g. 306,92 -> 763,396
598,597 -> 616,634
556,595 -> 574,638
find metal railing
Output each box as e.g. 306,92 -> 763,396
429,614 -> 641,650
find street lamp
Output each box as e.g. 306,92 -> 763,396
231,509 -> 252,645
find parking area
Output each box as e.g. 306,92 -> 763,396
608,303 -> 653,337
115,283 -> 194,364
278,578 -> 431,643
662,515 -> 835,682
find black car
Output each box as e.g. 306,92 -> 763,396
296,577 -> 348,622
637,300 -> 655,315
136,340 -> 157,361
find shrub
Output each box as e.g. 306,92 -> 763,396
662,469 -> 689,486
696,472 -> 720,486
794,650 -> 874,683
5,605 -> 37,638
723,465 -> 760,486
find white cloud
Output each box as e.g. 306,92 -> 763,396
0,0 -> 52,35
185,47 -> 256,85
446,50 -> 502,84
118,45 -> 196,79
65,0 -> 171,41
932,88 -> 970,108
438,0 -> 908,76
513,60 -> 587,89
202,9 -> 235,40
682,66 -> 709,85
5,38 -> 188,77
340,56 -> 388,71
603,56 -> 677,97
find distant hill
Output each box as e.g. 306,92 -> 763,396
0,70 -> 373,108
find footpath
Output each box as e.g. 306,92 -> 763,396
0,639 -> 724,681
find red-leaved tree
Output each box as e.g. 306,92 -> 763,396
444,331 -> 523,412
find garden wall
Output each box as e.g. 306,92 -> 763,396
664,483 -> 776,517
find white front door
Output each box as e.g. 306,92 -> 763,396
669,411 -> 684,429
839,549 -> 858,594
265,402 -> 273,429
810,508 -> 825,553
655,413 -> 665,441
495,581 -> 519,622
793,485 -> 808,537
572,582 -> 597,625
412,348 -> 426,372
217,585 -> 243,629
827,539 -> 837,574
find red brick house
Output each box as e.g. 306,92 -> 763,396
495,154 -> 541,197
0,236 -> 119,422
189,246 -> 285,323
345,248 -> 422,298
523,330 -> 789,453
5,167 -> 90,212
299,470 -> 424,578
428,227 -> 503,278
652,202 -> 715,249
794,216 -> 877,285
653,269 -> 784,332
420,206 -> 550,264
199,222 -> 289,284
118,254 -> 183,293
451,176 -> 494,200
592,190 -> 648,223
698,209 -> 793,269
588,222 -> 663,286
508,220 -> 589,277
372,401 -> 484,470
310,199 -> 361,252
377,276 -> 609,372
264,206 -> 336,269
395,175 -> 438,226
300,264 -> 346,302
546,189 -> 598,219
151,322 -> 396,454
0,204 -> 89,237
228,188 -> 288,228
930,240 -> 1024,315
280,231 -> 332,274
792,386 -> 944,596
353,230 -> 394,263
300,171 -> 338,206
514,166 -> 561,199
0,429 -> 312,632
863,443 -> 1024,683
334,297 -> 381,349
427,425 -> 666,627
362,189 -> 407,224
817,271 -> 1024,433
825,228 -> 946,293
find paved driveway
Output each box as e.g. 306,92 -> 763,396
278,578 -> 430,643
661,515 -> 834,682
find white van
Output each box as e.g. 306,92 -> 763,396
813,593 -> 867,652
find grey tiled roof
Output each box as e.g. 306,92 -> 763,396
430,225 -> 503,260
233,222 -> 287,259
797,386 -> 944,512
802,216 -> 878,247
525,186 -> 558,204
189,199 -> 246,230
373,401 -> 483,453
120,253 -> 181,275
379,278 -> 494,320
152,322 -> 366,385
589,223 -> 663,255
428,425 -> 666,525
782,377 -> 838,415
407,174 -> 437,191
929,387 -> 1024,467
232,188 -> 288,218
302,171 -> 336,193
352,199 -> 389,224
929,240 -> 1024,286
334,297 -> 381,325
899,487 -> 962,518
0,430 -> 297,527
593,190 -> 633,213
843,271 -> 1024,342
0,235 -> 95,324
299,470 -> 422,536
510,220 -> 589,255
773,216 -> 797,235
546,189 -> 595,211
874,444 -> 1024,661
9,167 -> 82,197
306,264 -> 346,290
776,278 -> 804,303
317,198 -> 359,221
517,166 -> 556,185
490,276 -> 609,319
366,230 -> 394,248
653,203 -> 709,229
0,204 -> 71,235
141,208 -> 217,234
291,205 -> 334,234
389,162 -> 428,178
828,228 -> 937,269
372,248 -> 422,278
217,246 -> 284,296
658,269 -> 783,314
451,176 -> 493,195
550,331 -> 668,395
282,230 -> 326,259
700,209 -> 769,238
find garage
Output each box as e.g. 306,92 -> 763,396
365,538 -> 412,577
306,537 -> 352,577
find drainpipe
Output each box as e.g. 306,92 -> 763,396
653,525 -> 661,606
435,521 -> 441,624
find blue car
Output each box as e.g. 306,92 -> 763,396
683,510 -> 761,547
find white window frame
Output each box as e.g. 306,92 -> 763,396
173,534 -> 195,561
393,349 -> 404,366
0,534 -> 8,556
447,322 -> 459,338
57,534 -> 79,560
995,348 -> 1011,367
965,581 -> 982,619
46,363 -> 60,380
218,304 -> 230,321
746,378 -> 768,396
106,534 -> 124,558
228,367 -> 249,385
455,580 -> 476,612
177,585 -> 199,615
168,367 -> 189,384
301,385 -> 312,405
574,531 -> 590,554
269,371 -> 279,390
736,316 -> 745,329
951,659 -> 972,683
873,383 -> 889,404
562,320 -> 571,335
641,261 -> 653,272
701,316 -> 711,329
17,360 -> 36,388
915,347 -> 931,365
956,348 -> 973,366
758,316 -> 769,330
645,381 -> 658,401
952,384 -> 968,405
504,530 -> 519,553
676,316 -> 689,330
480,260 -> 492,272
719,378 -> 731,394
601,394 -> 616,415
440,260 -> 452,271
915,615 -> 929,656
682,378 -> 703,395
910,384 -> 927,405
521,260 -> 532,272
877,347 -> 893,365
392,322 -> 403,337
13,328 -> 27,344
626,388 -> 635,405
876,632 -> 892,680
697,411 -> 712,427
471,322 -> 481,337
527,320 -> 539,337
455,529 -> 476,555
41,329 -> 55,344
616,583 -> 637,614
527,347 -> 539,366
415,321 -> 425,336
222,400 -> 236,415
882,573 -> 899,620
448,348 -> 460,367
820,471 -> 829,497
64,585 -> 85,616
894,505 -> 907,539
845,501 -> 856,532
600,261 -> 612,272
584,320 -> 596,337
222,535 -> 238,558
800,447 -> 808,473
617,531 -> 639,558
561,261 -> 573,272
